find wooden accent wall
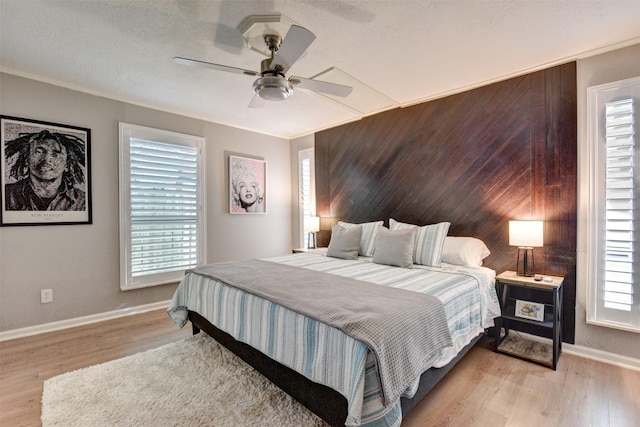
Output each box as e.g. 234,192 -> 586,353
315,62 -> 577,343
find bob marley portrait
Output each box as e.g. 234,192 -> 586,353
4,129 -> 86,211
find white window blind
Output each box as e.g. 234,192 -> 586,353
587,76 -> 640,332
604,99 -> 634,312
119,123 -> 205,290
298,148 -> 315,248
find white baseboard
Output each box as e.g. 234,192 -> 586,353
3,305 -> 639,372
563,343 -> 640,372
512,331 -> 640,372
0,300 -> 171,342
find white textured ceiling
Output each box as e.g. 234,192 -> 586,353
1,0 -> 640,139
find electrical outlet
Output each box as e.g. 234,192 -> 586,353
41,289 -> 53,304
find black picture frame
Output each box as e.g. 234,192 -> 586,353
1,115 -> 92,226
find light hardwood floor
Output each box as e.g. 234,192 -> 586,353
0,309 -> 191,427
1,309 -> 639,427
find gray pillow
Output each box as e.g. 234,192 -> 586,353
326,224 -> 362,260
389,218 -> 451,267
372,227 -> 417,268
337,220 -> 384,257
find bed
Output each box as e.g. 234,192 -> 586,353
168,221 -> 501,427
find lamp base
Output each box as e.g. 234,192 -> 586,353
516,247 -> 535,277
307,232 -> 317,250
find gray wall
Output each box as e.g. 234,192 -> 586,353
0,73 -> 292,331
576,43 -> 640,359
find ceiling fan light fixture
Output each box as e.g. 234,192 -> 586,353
253,76 -> 293,101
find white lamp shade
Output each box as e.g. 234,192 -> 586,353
509,220 -> 543,247
304,216 -> 320,233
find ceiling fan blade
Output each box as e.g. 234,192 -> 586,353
269,25 -> 316,73
248,94 -> 266,108
290,76 -> 353,97
173,57 -> 259,76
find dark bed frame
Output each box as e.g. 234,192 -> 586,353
188,310 -> 483,427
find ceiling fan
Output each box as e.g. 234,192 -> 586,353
174,24 -> 353,107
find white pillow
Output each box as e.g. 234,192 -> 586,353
441,236 -> 491,267
337,220 -> 383,257
389,218 -> 450,267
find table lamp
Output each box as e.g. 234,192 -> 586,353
304,216 -> 320,249
509,220 -> 543,277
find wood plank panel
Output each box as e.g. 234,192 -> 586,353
316,62 -> 577,342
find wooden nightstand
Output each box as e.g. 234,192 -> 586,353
494,270 -> 564,370
292,247 -> 326,253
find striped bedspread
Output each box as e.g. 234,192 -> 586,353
168,251 -> 501,427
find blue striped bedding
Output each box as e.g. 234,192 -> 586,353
168,250 -> 501,427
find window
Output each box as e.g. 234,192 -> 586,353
587,76 -> 640,332
119,123 -> 205,290
298,148 -> 315,248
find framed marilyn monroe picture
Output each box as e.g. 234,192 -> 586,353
229,155 -> 266,214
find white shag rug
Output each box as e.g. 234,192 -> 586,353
41,333 -> 328,426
